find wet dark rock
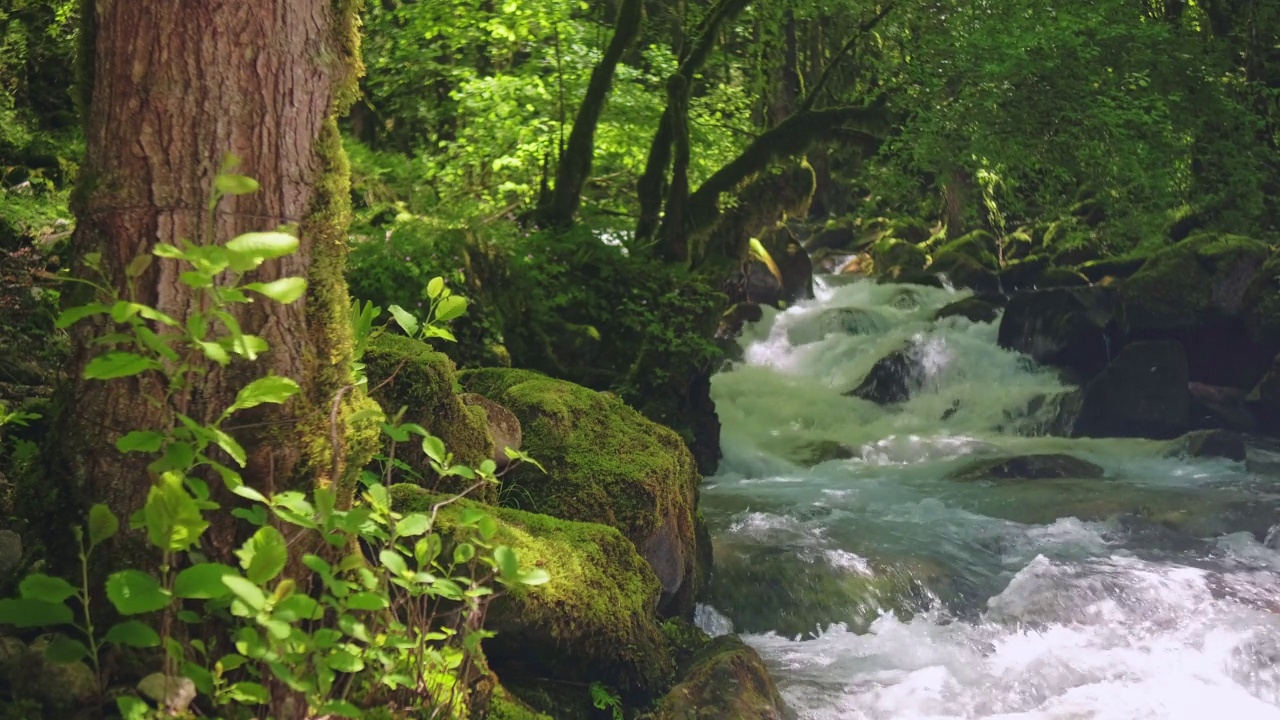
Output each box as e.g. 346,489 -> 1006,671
1078,256 -> 1146,283
998,255 -> 1051,292
1073,340 -> 1190,440
878,269 -> 946,289
1247,353 -> 1280,432
1188,382 -> 1257,433
653,635 -> 786,720
719,302 -> 764,340
934,297 -> 1001,324
844,342 -> 928,405
1037,267 -> 1091,288
1123,233 -> 1274,388
949,454 -> 1105,482
805,224 -> 858,252
998,286 -> 1122,379
1164,429 -> 1248,462
931,253 -> 1000,294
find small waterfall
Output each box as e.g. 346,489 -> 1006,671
700,276 -> 1280,719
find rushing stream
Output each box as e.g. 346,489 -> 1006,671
698,275 -> 1280,719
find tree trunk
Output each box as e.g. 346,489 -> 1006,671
45,0 -> 373,641
537,0 -> 644,228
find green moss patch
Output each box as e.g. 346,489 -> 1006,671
457,368 -> 704,617
364,334 -> 496,502
390,484 -> 675,702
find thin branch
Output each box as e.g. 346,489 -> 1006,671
798,3 -> 896,114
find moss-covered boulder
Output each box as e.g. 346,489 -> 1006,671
1123,233 -> 1274,388
886,217 -> 932,244
998,255 -> 1050,292
997,286 -> 1123,379
1078,256 -> 1146,283
1073,340 -> 1191,440
929,252 -> 999,294
870,237 -> 928,276
653,636 -> 786,720
934,297 -> 1001,324
932,230 -> 998,269
457,369 -> 704,617
459,393 -> 522,470
390,485 -> 676,702
364,334 -> 497,502
1038,267 -> 1091,288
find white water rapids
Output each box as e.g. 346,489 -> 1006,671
697,276 -> 1280,719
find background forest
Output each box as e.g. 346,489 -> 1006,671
1,0 -> 1280,718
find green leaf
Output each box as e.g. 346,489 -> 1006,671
0,598 -> 73,627
55,303 -> 111,329
345,592 -> 388,611
237,526 -> 289,584
210,428 -> 247,467
326,649 -> 364,673
116,431 -> 165,454
435,295 -> 468,323
198,341 -> 231,365
19,574 -> 77,603
225,232 -> 298,260
225,681 -> 270,704
379,550 -> 408,577
453,543 -> 475,564
151,243 -> 185,259
274,594 -> 322,622
88,503 -> 119,546
215,173 -> 259,196
395,514 -> 431,537
519,568 -> 551,586
43,635 -> 89,664
477,514 -> 498,541
494,546 -> 519,581
421,435 -> 446,464
117,695 -> 151,720
106,570 -> 171,615
317,700 -> 363,718
426,276 -> 445,299
387,305 -> 419,336
103,620 -> 161,648
228,375 -> 301,414
179,270 -> 213,288
84,352 -> 161,380
125,254 -> 153,279
222,576 -> 266,612
174,563 -> 236,599
244,277 -> 307,304
143,473 -> 209,552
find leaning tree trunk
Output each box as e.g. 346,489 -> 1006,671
46,0 -> 373,594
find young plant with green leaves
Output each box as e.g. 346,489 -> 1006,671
0,172 -> 548,719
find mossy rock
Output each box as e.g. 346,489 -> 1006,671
1037,267 -> 1090,288
457,369 -> 704,617
1124,232 -> 1274,387
998,255 -> 1051,292
870,237 -> 928,275
653,635 -> 786,720
364,334 -> 497,503
482,685 -> 557,720
929,253 -> 998,294
933,230 -> 998,270
1077,256 -> 1146,283
886,217 -> 932,244
1003,230 -> 1035,261
934,297 -> 1001,324
390,485 -> 676,702
1244,253 -> 1280,349
1073,340 -> 1191,440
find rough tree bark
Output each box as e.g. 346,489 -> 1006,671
537,0 -> 644,228
45,0 -> 374,590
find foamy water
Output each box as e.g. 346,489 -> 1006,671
700,276 -> 1280,719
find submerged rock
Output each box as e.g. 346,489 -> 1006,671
459,368 -> 705,616
391,485 -> 675,700
997,286 -> 1122,379
949,454 -> 1105,482
788,439 -> 857,466
786,306 -> 889,346
1073,340 -> 1190,440
653,635 -> 786,720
